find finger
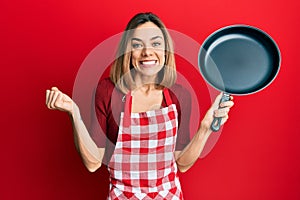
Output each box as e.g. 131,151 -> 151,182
47,90 -> 55,109
46,90 -> 50,105
214,107 -> 229,118
220,100 -> 234,108
54,92 -> 63,109
221,114 -> 229,125
51,87 -> 59,92
50,91 -> 60,109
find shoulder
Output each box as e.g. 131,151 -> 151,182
95,77 -> 124,109
95,78 -> 116,105
95,77 -> 121,97
96,77 -> 115,91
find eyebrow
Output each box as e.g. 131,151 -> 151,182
131,36 -> 163,42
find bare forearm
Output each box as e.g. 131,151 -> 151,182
69,105 -> 103,172
175,123 -> 212,172
46,87 -> 104,172
175,93 -> 234,172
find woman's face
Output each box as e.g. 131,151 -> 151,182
130,22 -> 165,80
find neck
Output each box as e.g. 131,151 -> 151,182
133,74 -> 162,95
134,74 -> 157,89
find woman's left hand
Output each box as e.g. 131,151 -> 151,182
201,93 -> 234,131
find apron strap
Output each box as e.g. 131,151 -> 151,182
123,92 -> 132,127
123,88 -> 173,127
163,88 -> 172,106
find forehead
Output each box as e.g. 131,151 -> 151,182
131,22 -> 164,40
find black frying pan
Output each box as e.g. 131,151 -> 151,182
198,25 -> 281,131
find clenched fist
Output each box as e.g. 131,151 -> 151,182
45,87 -> 74,114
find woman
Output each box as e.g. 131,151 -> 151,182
46,12 -> 234,200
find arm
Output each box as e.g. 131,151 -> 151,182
175,93 -> 234,172
46,87 -> 104,172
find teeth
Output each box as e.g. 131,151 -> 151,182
142,61 -> 156,65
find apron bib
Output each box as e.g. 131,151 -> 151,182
107,88 -> 183,200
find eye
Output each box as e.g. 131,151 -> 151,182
152,42 -> 161,47
132,43 -> 143,49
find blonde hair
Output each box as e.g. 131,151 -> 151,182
110,12 -> 176,94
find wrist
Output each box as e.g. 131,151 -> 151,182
69,103 -> 81,120
199,120 -> 212,137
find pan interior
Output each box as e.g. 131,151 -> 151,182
199,26 -> 280,95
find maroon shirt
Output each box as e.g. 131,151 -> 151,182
90,78 -> 191,162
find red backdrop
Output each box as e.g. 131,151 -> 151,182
1,0 -> 300,199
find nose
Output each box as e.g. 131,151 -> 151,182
142,45 -> 154,56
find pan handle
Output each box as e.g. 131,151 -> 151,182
211,93 -> 231,132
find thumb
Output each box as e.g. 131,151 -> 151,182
212,92 -> 223,109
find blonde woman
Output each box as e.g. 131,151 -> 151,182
46,12 -> 234,200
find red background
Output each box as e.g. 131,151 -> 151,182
1,0 -> 300,199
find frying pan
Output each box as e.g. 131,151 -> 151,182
198,25 -> 281,131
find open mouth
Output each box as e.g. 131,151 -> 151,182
139,60 -> 157,67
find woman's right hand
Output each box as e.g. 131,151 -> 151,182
46,87 -> 74,114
